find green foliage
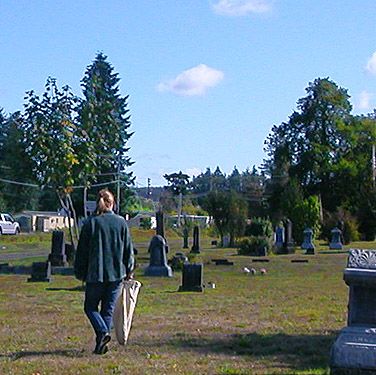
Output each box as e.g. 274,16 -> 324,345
202,191 -> 247,246
23,78 -> 82,191
245,217 -> 273,237
238,235 -> 271,255
290,196 -> 321,244
163,171 -> 190,195
139,216 -> 152,230
320,209 -> 359,244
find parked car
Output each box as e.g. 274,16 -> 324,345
0,213 -> 20,235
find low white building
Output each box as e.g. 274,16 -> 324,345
18,211 -> 74,232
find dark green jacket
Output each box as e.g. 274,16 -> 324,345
74,210 -> 134,283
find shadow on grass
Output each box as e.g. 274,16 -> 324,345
169,331 -> 338,372
45,286 -> 84,292
2,349 -> 86,361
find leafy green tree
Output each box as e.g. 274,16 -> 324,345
23,78 -> 84,244
164,171 -> 190,226
202,191 -> 247,247
264,78 -> 352,210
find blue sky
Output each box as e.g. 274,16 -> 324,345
1,0 -> 376,186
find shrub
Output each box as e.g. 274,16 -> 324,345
139,217 -> 152,230
320,208 -> 359,244
238,236 -> 271,256
245,217 -> 273,238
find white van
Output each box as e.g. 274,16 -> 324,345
0,213 -> 20,235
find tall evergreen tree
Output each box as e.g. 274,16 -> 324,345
78,52 -> 134,198
0,112 -> 39,212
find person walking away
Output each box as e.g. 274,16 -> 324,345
74,189 -> 134,354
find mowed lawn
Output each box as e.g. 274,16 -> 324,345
0,235 -> 365,375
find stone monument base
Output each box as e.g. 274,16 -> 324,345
275,246 -> 295,254
144,265 -> 173,277
331,326 -> 376,374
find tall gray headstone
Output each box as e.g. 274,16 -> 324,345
330,249 -> 376,374
274,225 -> 285,251
179,263 -> 203,292
144,235 -> 173,277
282,219 -> 295,254
48,230 -> 68,267
191,226 -> 200,253
329,228 -> 343,250
183,228 -> 189,249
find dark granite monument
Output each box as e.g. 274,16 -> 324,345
190,226 -> 200,254
156,209 -> 165,238
28,261 -> 52,282
48,230 -> 68,267
179,263 -> 203,292
144,235 -> 173,277
330,249 -> 376,374
183,228 -> 189,249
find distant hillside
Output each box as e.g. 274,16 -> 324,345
133,186 -> 164,202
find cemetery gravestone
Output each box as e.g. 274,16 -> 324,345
156,209 -> 165,238
274,225 -> 284,251
144,235 -> 173,277
301,228 -> 315,254
329,228 -> 343,250
191,226 -> 200,254
155,208 -> 168,253
179,263 -> 203,292
223,235 -> 230,248
48,230 -> 68,267
183,228 -> 189,249
282,219 -> 295,254
330,249 -> 376,374
28,261 -> 52,282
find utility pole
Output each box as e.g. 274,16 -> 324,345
147,178 -> 151,196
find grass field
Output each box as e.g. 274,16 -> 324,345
0,232 -> 370,374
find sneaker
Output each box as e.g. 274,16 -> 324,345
94,333 -> 111,355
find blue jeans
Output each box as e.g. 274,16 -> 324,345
84,281 -> 122,337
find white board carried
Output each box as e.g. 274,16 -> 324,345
113,279 -> 142,345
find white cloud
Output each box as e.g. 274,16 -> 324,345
184,167 -> 202,178
366,52 -> 376,75
357,91 -> 373,110
211,0 -> 273,17
157,64 -> 224,97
